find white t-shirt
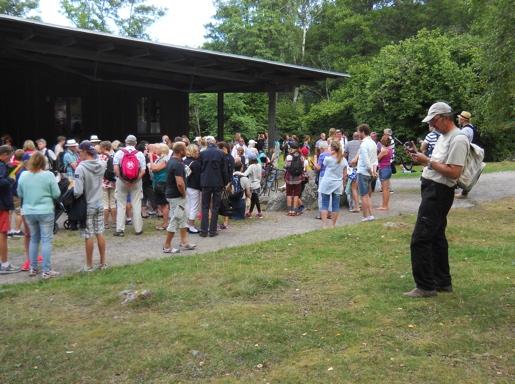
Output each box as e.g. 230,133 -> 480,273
422,128 -> 469,187
113,146 -> 146,171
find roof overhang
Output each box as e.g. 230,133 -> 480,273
0,15 -> 349,93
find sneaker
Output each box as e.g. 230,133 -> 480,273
42,270 -> 60,279
21,259 -> 30,272
29,268 -> 39,277
126,218 -> 133,225
12,230 -> 24,238
80,266 -> 95,273
163,247 -> 180,254
0,263 -> 20,274
218,224 -> 228,230
245,212 -> 251,218
209,232 -> 218,237
256,213 -> 264,219
7,231 -> 14,239
188,226 -> 199,234
199,232 -> 208,238
315,214 -> 321,220
113,231 -> 125,237
361,216 -> 375,222
180,243 -> 197,251
403,288 -> 437,298
134,231 -> 143,235
97,264 -> 110,271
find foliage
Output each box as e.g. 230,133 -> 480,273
0,0 -> 39,17
60,0 -> 166,39
0,199 -> 513,382
350,29 -> 482,141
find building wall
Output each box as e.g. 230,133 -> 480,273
0,61 -> 189,147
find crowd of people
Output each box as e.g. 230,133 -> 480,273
0,104 -> 480,300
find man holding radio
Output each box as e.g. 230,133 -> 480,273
404,102 -> 468,298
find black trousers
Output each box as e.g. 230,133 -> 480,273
249,189 -> 261,213
201,187 -> 222,235
410,178 -> 455,291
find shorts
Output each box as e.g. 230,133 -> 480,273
166,197 -> 187,233
321,192 -> 341,212
154,182 -> 168,206
357,174 -> 372,196
379,167 -> 392,181
103,188 -> 116,210
0,210 -> 9,233
82,207 -> 105,239
286,183 -> 302,197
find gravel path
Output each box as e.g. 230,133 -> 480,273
2,171 -> 514,285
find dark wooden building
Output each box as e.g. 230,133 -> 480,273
0,15 -> 348,146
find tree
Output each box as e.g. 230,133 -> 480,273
0,0 -> 39,17
60,0 -> 166,39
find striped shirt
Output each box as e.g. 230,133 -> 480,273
424,131 -> 441,157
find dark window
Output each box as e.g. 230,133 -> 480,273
54,97 -> 82,136
137,97 -> 161,134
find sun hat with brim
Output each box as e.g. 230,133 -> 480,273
422,102 -> 452,123
89,135 -> 101,143
459,111 -> 471,120
65,139 -> 79,147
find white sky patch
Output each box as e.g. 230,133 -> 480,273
33,0 -> 215,48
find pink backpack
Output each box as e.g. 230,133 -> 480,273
120,149 -> 140,181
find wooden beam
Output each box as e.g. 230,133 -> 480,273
217,92 -> 224,141
267,91 -> 278,154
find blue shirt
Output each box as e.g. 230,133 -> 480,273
317,152 -> 330,178
63,150 -> 79,178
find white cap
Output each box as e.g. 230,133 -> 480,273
89,134 -> 100,143
422,102 -> 452,123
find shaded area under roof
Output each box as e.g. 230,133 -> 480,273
0,15 -> 349,93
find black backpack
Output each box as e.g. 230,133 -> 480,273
103,155 -> 116,182
44,149 -> 58,173
229,175 -> 244,201
56,151 -> 66,174
289,154 -> 304,177
467,124 -> 482,146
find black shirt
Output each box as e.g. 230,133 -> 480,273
184,157 -> 201,191
165,157 -> 185,198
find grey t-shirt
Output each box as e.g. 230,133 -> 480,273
422,128 -> 469,187
344,140 -> 361,163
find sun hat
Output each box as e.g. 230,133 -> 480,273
89,134 -> 101,143
65,139 -> 79,147
422,102 -> 452,123
458,111 -> 471,120
384,128 -> 393,136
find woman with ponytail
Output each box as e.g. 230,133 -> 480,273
318,141 -> 348,228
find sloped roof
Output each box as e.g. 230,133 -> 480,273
0,15 -> 349,93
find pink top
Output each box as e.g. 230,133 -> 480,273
379,147 -> 393,169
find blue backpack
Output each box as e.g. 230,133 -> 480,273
229,175 -> 244,201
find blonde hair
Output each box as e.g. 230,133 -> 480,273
328,128 -> 336,139
330,140 -> 344,163
186,144 -> 199,158
27,152 -> 46,171
158,143 -> 169,156
23,140 -> 36,151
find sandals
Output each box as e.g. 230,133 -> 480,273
163,247 -> 180,254
155,226 -> 167,231
180,243 -> 197,251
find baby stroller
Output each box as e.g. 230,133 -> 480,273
53,178 -> 73,234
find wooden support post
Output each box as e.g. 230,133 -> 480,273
267,91 -> 278,154
217,92 -> 224,141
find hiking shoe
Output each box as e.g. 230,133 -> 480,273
113,231 -> 125,237
403,288 -> 437,298
163,247 -> 180,254
42,270 -> 60,279
29,268 -> 39,277
436,285 -> 453,293
180,243 -> 197,251
0,263 -> 20,274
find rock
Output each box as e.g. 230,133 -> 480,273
119,289 -> 153,305
383,222 -> 407,229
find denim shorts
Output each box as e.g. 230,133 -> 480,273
379,167 -> 392,181
321,192 -> 341,212
357,174 -> 372,196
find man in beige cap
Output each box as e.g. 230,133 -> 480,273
113,135 -> 146,236
457,111 -> 475,143
404,102 -> 469,298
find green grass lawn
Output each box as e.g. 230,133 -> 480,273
393,160 -> 515,178
0,199 -> 513,383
